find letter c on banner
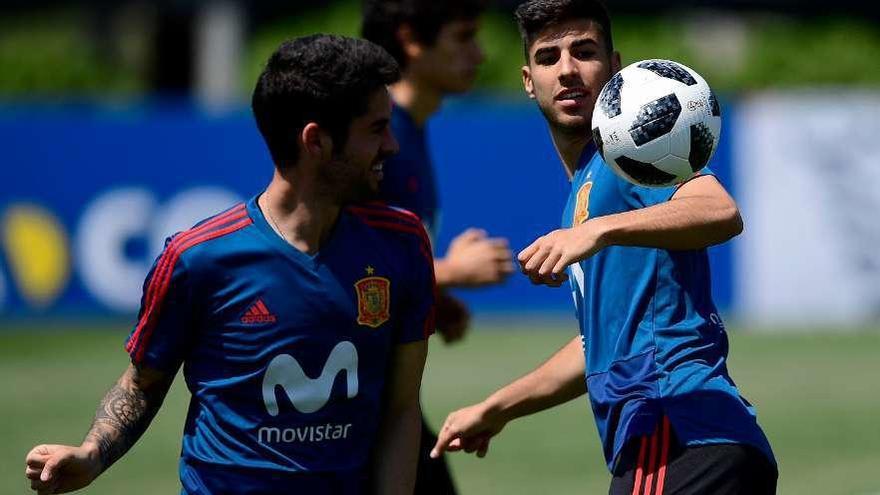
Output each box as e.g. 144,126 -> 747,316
76,188 -> 156,312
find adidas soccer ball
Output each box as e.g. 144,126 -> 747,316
591,59 -> 721,188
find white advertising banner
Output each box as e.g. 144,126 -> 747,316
735,91 -> 880,327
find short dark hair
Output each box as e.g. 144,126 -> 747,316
251,34 -> 400,168
361,0 -> 486,70
514,0 -> 613,62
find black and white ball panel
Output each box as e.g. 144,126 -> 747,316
592,128 -> 604,157
637,60 -> 697,86
628,93 -> 682,146
613,155 -> 677,187
598,72 -> 624,118
688,123 -> 716,172
708,91 -> 721,117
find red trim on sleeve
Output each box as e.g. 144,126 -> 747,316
137,204 -> 245,327
126,205 -> 250,362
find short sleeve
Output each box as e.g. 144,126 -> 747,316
620,166 -> 715,209
125,236 -> 197,371
396,230 -> 436,344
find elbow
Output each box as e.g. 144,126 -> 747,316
722,204 -> 743,241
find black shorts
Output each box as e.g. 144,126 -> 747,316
609,417 -> 777,495
414,414 -> 457,495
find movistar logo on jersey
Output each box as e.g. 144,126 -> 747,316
262,341 -> 359,415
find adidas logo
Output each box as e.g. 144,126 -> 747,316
241,298 -> 277,325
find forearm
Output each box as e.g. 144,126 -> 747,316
372,400 -> 421,495
484,336 -> 586,423
433,258 -> 455,288
593,193 -> 742,251
81,365 -> 172,474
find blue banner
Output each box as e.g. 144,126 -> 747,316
0,98 -> 733,319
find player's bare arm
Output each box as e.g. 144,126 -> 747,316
431,335 -> 585,459
519,174 -> 742,285
372,339 -> 428,495
25,363 -> 174,494
434,228 -> 515,288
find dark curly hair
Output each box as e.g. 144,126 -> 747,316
251,34 -> 400,169
514,0 -> 613,62
361,0 -> 486,70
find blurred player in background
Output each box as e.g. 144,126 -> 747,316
431,1 -> 778,493
363,1 -> 514,493
25,35 -> 433,495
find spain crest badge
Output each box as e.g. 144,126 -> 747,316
573,181 -> 593,225
355,275 -> 391,328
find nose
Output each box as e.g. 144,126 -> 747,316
558,52 -> 579,81
385,128 -> 399,156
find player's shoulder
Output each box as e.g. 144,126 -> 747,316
346,202 -> 431,252
161,202 -> 255,268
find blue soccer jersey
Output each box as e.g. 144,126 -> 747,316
124,196 -> 435,494
562,144 -> 775,471
380,104 -> 439,237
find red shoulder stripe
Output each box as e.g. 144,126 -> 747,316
138,204 -> 245,320
127,207 -> 247,356
134,204 -> 245,336
356,218 -> 432,262
351,206 -> 437,339
129,216 -> 252,363
127,206 -> 249,362
347,204 -> 422,228
354,216 -> 437,339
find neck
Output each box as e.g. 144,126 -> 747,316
259,169 -> 341,255
549,125 -> 590,179
390,75 -> 443,127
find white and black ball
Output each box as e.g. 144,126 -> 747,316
591,59 -> 721,188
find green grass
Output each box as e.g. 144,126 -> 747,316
2,323 -> 879,494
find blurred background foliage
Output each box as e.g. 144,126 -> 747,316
2,0 -> 879,98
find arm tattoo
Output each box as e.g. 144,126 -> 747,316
83,370 -> 171,473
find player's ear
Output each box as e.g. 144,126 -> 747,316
301,122 -> 333,161
611,51 -> 622,73
397,23 -> 423,61
522,65 -> 536,100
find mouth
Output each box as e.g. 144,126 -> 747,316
554,87 -> 589,103
371,161 -> 384,180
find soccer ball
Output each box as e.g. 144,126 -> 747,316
591,59 -> 721,188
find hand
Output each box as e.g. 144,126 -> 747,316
430,402 -> 507,460
25,444 -> 101,494
438,229 -> 514,288
517,221 -> 607,287
434,290 -> 470,344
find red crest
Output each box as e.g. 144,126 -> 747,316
355,276 -> 391,328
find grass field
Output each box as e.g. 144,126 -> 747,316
2,321 -> 879,494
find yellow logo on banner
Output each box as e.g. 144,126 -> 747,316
2,205 -> 70,307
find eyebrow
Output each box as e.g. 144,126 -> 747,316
533,36 -> 600,59
570,38 -> 599,50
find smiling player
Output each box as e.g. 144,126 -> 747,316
25,35 -> 434,495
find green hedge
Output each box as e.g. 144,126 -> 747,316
2,3 -> 878,96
